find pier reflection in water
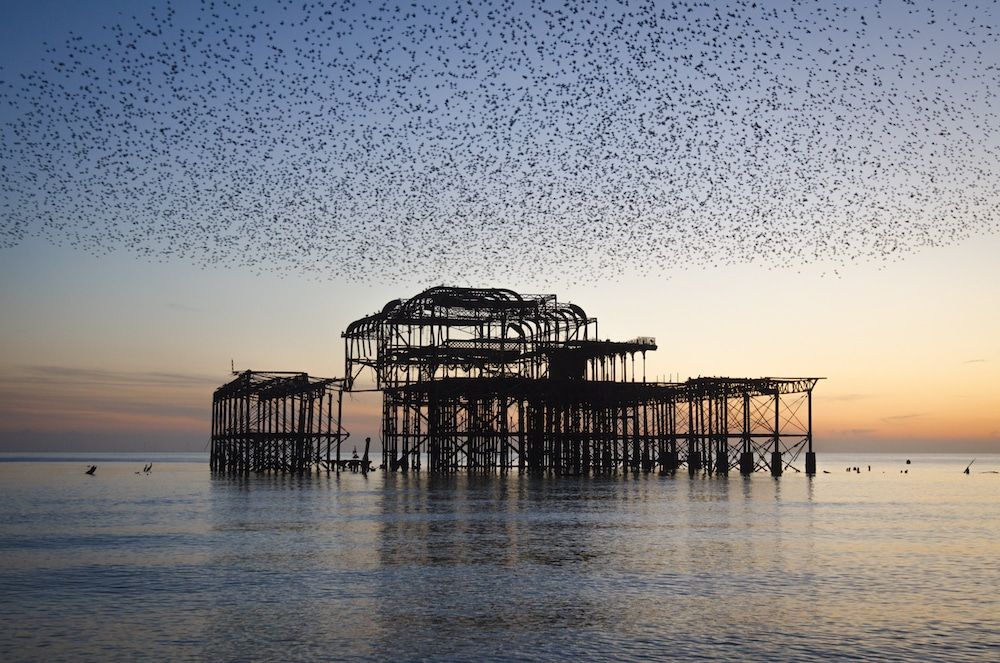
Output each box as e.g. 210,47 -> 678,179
0,455 -> 996,661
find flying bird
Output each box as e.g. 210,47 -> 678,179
0,0 -> 997,284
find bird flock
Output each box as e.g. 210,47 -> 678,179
1,0 -> 998,283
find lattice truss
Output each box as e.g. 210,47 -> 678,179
211,371 -> 347,473
342,287 -> 819,475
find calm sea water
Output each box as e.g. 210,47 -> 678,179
1,452 -> 997,662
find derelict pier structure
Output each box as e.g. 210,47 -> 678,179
210,371 -> 348,473
342,287 -> 820,476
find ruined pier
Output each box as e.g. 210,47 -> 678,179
210,371 -> 348,473
211,286 -> 820,475
343,287 -> 820,476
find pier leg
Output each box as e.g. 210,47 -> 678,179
771,392 -> 782,477
806,388 -> 816,476
687,397 -> 698,474
715,442 -> 728,475
688,450 -> 702,474
771,451 -> 783,477
740,391 -> 751,475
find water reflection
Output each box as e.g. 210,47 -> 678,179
0,457 -> 997,661
201,471 -> 386,660
372,474 -> 633,657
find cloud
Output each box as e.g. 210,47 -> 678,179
881,413 -> 924,423
963,359 -> 987,364
826,393 -> 872,402
0,365 -> 213,435
9,365 -> 220,388
829,428 -> 877,436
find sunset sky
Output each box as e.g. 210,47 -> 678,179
2,233 -> 997,453
1,1 -> 998,453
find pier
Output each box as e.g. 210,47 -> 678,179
343,287 -> 820,476
210,371 -> 348,473
211,286 -> 819,475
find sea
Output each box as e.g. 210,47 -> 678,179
0,452 -> 997,662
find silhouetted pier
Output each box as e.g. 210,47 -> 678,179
211,371 -> 347,473
343,287 -> 820,476
211,287 -> 820,475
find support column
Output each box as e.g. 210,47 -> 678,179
517,400 -> 526,472
715,395 -> 728,475
688,396 -> 702,474
805,387 -> 816,475
665,401 -> 678,471
740,391 -> 753,475
771,391 -> 782,477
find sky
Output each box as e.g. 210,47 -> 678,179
1,0 -> 998,453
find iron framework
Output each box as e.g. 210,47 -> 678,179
343,286 -> 821,475
210,371 -> 348,473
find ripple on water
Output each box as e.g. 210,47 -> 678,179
0,456 -> 998,662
